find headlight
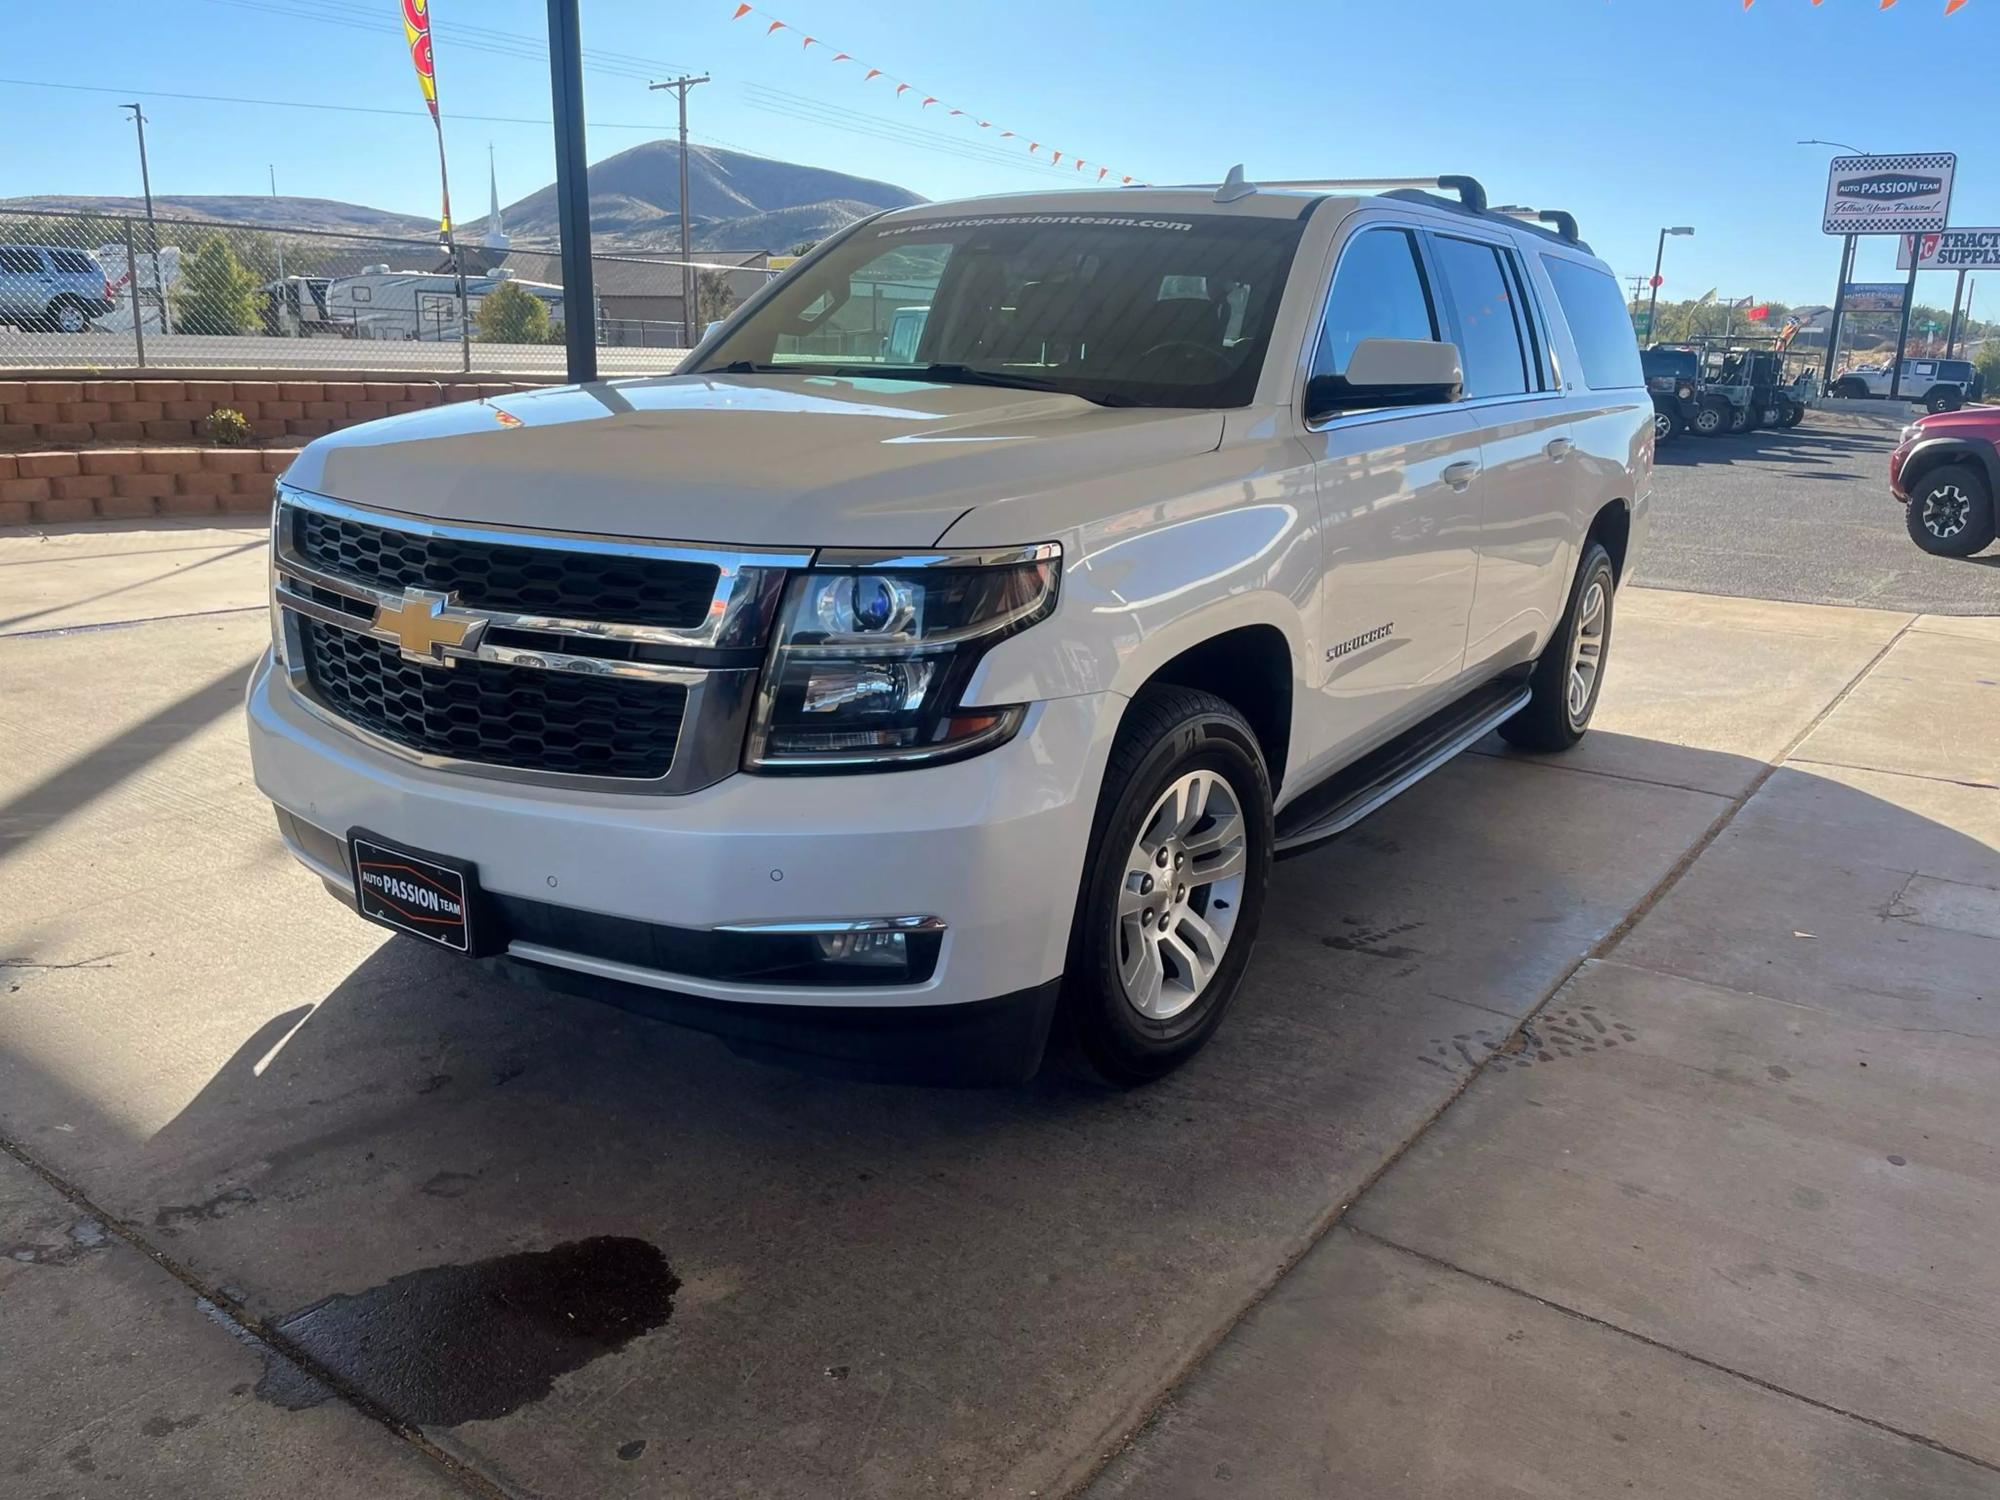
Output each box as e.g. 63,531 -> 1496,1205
744,545 -> 1060,771
1678,383 -> 1694,400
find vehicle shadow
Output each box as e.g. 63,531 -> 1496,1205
1,733 -> 1992,1497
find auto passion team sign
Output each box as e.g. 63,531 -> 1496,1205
1898,229 -> 2000,271
1823,153 -> 1956,235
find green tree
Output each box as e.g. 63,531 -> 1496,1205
475,279 -> 551,344
174,233 -> 259,335
697,269 -> 739,326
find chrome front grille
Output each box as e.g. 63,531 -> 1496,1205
271,487 -> 808,794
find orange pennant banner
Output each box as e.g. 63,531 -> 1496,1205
729,2 -> 1144,185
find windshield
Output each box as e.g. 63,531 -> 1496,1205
1642,348 -> 1698,379
693,211 -> 1307,408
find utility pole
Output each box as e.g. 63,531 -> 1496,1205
649,74 -> 710,343
1648,226 -> 1693,346
121,103 -> 169,334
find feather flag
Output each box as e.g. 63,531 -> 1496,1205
401,0 -> 453,235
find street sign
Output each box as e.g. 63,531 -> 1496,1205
1632,310 -> 1652,335
1823,153 -> 1956,235
1897,228 -> 2000,270
1841,282 -> 1907,313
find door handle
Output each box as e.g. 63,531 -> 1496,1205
1442,460 -> 1480,491
1545,437 -> 1575,460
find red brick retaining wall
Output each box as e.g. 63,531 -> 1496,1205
0,377 -> 549,450
0,447 -> 294,525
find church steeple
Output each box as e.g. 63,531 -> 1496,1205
483,143 -> 510,250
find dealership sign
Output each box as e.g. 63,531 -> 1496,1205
1841,283 -> 1908,314
1823,153 -> 1956,235
1898,228 -> 2000,270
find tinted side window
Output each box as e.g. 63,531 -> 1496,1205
1308,227 -> 1437,384
48,249 -> 97,274
1542,256 -> 1644,391
0,248 -> 42,274
1430,235 -> 1529,398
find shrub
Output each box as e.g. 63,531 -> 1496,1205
174,235 -> 260,336
204,407 -> 252,446
475,281 -> 551,344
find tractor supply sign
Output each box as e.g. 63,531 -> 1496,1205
1823,153 -> 1955,235
1898,229 -> 2000,271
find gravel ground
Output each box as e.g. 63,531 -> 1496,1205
1638,403 -> 1999,615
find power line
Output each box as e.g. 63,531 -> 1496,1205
0,75 -> 665,132
738,84 -> 1070,182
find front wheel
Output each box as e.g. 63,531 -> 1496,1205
1780,398 -> 1805,427
1692,401 -> 1729,437
1906,463 -> 1997,557
1499,541 -> 1615,753
1062,686 -> 1273,1085
1652,408 -> 1677,444
1728,405 -> 1751,433
1832,378 -> 1865,399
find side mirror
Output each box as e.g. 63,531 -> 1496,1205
1306,337 -> 1463,419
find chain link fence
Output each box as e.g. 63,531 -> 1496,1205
0,207 -> 775,376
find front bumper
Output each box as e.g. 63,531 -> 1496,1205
247,650 -> 1113,1021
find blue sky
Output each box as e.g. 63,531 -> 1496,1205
3,0 -> 1994,312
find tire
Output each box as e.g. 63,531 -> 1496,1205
48,297 -> 90,335
1925,387 -> 1961,414
1761,405 -> 1783,427
1905,463 -> 1996,558
1780,398 -> 1805,427
1833,378 -> 1865,399
1499,541 -> 1615,753
1060,685 -> 1273,1085
1728,404 -> 1750,433
1652,407 -> 1676,444
1691,401 -> 1729,437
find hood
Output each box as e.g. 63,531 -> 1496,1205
1910,406 -> 2000,441
284,374 -> 1226,548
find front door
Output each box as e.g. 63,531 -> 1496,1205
1298,222 -> 1482,763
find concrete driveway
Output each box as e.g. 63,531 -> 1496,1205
2,516 -> 1996,1498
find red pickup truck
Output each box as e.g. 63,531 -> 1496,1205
1890,406 -> 1999,557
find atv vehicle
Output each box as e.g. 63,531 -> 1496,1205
1641,345 -> 1701,441
1695,350 -> 1757,435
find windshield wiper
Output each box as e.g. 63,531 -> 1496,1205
834,364 -> 1141,406
705,359 -> 806,373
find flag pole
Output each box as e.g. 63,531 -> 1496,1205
433,120 -> 472,372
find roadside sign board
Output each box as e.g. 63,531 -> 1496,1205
1823,153 -> 1956,235
1841,283 -> 1907,313
1897,229 -> 2000,270
1631,309 -> 1651,336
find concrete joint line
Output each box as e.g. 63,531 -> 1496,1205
0,1132 -> 514,1500
1065,615 -> 1924,1500
1347,1224 -> 2000,1477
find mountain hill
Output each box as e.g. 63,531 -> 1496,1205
2,143 -> 924,253
468,140 -> 926,251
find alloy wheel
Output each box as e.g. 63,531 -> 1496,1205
1653,411 -> 1673,442
1113,769 -> 1248,1022
1922,484 -> 1971,540
54,303 -> 86,333
1566,577 -> 1607,725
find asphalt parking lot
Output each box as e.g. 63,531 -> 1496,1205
1639,403 -> 1999,614
2,440 -> 1997,1498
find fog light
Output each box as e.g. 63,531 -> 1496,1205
813,931 -> 908,968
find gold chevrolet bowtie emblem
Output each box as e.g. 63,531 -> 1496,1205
372,588 -> 483,666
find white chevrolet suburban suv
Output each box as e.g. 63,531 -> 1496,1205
247,172 -> 1651,1085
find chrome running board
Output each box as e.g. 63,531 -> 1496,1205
1274,677 -> 1532,856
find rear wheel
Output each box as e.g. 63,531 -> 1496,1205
1728,404 -> 1750,433
1925,387 -> 1962,414
48,297 -> 90,334
1779,398 -> 1805,427
1905,463 -> 1996,557
1692,401 -> 1729,437
1499,541 -> 1615,753
1061,686 -> 1273,1085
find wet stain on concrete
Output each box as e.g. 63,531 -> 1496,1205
617,1439 -> 648,1461
1322,922 -> 1424,960
420,1171 -> 477,1199
4,1217 -> 110,1267
1416,1006 -> 1638,1075
268,1237 -> 678,1427
153,1187 -> 255,1231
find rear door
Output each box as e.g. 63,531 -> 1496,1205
0,246 -> 44,324
1424,230 -> 1576,673
1299,221 -> 1483,758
